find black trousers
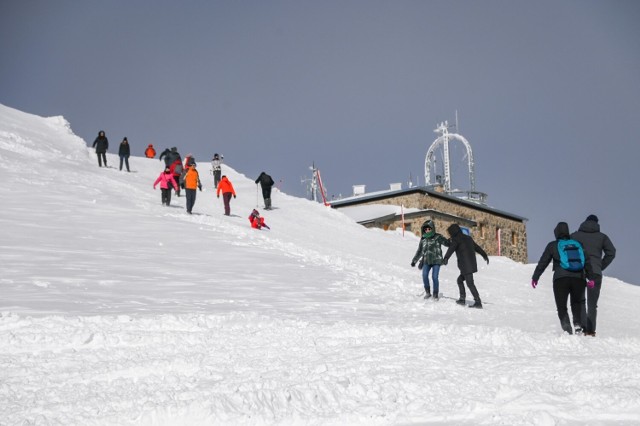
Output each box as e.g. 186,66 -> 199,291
553,277 -> 586,334
161,188 -> 172,205
213,170 -> 221,187
457,273 -> 481,302
97,152 -> 107,167
185,188 -> 197,213
119,155 -> 130,171
583,275 -> 602,333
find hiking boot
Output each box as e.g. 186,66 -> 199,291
574,326 -> 584,335
423,290 -> 432,300
433,292 -> 439,300
584,331 -> 596,337
455,299 -> 466,306
468,301 -> 483,309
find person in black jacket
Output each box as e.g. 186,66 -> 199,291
532,222 -> 594,335
255,171 -> 275,210
92,130 -> 109,167
159,148 -> 172,167
118,137 -> 131,172
443,223 -> 489,309
571,215 -> 616,337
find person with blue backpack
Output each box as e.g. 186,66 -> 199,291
531,221 -> 594,335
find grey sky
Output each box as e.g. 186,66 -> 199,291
2,0 -> 639,284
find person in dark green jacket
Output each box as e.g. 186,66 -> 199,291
411,220 -> 450,300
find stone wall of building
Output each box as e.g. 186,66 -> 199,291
348,192 -> 528,263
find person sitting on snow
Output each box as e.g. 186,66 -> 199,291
249,209 -> 269,229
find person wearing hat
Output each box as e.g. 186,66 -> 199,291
211,153 -> 223,188
153,166 -> 178,206
92,130 -> 109,167
571,214 -> 616,336
410,219 -> 450,300
183,163 -> 202,214
118,137 -> 131,172
255,171 -> 275,210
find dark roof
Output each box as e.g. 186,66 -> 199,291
330,186 -> 528,222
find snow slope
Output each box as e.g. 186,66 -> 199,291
1,103 -> 639,425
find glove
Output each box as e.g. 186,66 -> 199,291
217,195 -> 220,198
531,280 -> 537,289
418,260 -> 424,270
198,185 -> 202,191
485,257 -> 490,265
587,280 -> 595,289
442,258 -> 448,266
411,262 -> 416,267
233,195 -> 236,198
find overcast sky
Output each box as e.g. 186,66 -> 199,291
1,0 -> 638,284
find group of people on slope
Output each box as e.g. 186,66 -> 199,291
410,214 -> 617,336
532,215 -> 616,336
150,146 -> 275,218
91,130 -> 131,172
411,220 -> 489,309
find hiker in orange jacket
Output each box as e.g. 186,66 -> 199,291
216,175 -> 236,216
145,144 -> 156,158
183,163 -> 202,214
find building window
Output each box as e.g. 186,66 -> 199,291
479,223 -> 486,239
511,231 -> 517,246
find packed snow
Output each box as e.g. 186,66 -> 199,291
1,103 -> 639,425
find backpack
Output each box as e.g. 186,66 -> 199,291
265,174 -> 274,186
557,239 -> 585,271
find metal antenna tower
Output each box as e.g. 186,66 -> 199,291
424,118 -> 485,204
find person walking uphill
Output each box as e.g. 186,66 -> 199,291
118,137 -> 131,172
571,215 -> 616,337
255,171 -> 275,210
153,167 -> 178,206
92,130 -> 109,167
443,223 -> 489,309
532,222 -> 594,335
216,175 -> 236,216
411,220 -> 450,300
183,163 -> 202,214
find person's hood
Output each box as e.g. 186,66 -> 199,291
554,222 -> 570,240
421,220 -> 435,234
447,223 -> 461,238
578,219 -> 600,233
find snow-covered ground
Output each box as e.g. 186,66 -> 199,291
1,103 -> 639,425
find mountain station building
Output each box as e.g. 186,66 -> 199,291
331,185 -> 528,264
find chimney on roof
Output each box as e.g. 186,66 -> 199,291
389,183 -> 402,191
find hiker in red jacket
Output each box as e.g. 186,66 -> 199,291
249,209 -> 270,229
